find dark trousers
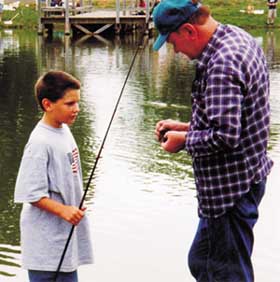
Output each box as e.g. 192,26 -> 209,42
28,270 -> 78,282
188,180 -> 266,282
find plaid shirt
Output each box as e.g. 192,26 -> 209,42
186,24 -> 273,218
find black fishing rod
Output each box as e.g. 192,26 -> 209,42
54,6 -> 156,281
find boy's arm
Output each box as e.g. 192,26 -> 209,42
32,197 -> 86,226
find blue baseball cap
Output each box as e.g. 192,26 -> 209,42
152,0 -> 201,51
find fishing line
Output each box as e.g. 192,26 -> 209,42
54,14 -> 153,281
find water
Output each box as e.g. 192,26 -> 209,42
0,28 -> 279,282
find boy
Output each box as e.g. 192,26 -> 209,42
14,70 -> 93,282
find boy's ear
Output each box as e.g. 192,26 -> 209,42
41,98 -> 53,112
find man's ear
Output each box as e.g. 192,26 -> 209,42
179,23 -> 198,40
42,98 -> 53,112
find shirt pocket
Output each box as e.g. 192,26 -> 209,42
191,77 -> 207,104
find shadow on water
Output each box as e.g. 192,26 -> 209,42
0,28 -> 280,281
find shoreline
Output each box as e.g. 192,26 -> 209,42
0,1 -> 278,30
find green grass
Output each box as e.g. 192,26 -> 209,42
0,0 -> 274,29
0,4 -> 38,29
208,0 -> 270,29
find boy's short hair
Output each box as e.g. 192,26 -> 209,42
35,70 -> 81,111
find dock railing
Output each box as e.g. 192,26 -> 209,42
38,0 -> 155,35
115,0 -> 155,33
38,0 -> 93,34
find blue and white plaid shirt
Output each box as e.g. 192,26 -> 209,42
186,24 -> 273,218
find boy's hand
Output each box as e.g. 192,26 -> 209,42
61,206 -> 86,225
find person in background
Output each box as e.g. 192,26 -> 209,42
137,0 -> 146,15
139,0 -> 146,8
14,70 -> 93,282
267,0 -> 278,25
51,0 -> 63,7
152,0 -> 273,281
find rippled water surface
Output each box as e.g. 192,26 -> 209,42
0,28 -> 280,281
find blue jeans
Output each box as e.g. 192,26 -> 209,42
28,270 -> 78,282
188,179 -> 266,282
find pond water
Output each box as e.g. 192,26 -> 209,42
0,28 -> 279,282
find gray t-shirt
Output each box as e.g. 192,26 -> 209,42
14,121 -> 94,272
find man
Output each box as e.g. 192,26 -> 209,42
152,0 -> 273,281
267,0 -> 278,25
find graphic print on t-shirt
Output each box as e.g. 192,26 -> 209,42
67,148 -> 79,174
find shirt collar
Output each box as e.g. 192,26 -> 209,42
196,24 -> 227,71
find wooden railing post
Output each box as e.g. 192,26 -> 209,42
123,0 -> 126,15
116,0 -> 120,24
65,0 -> 71,35
37,0 -> 44,35
115,0 -> 120,34
145,0 -> 150,34
146,0 -> 150,22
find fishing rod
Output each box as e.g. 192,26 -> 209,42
54,4 -> 156,280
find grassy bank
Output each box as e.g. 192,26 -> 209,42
0,4 -> 38,29
0,0 -> 276,30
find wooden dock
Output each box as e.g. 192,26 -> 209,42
38,0 -> 155,37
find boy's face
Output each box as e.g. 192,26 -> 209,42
43,89 -> 80,128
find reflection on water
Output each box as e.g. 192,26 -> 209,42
0,29 -> 280,281
0,245 -> 21,277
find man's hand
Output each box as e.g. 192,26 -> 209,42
155,119 -> 189,152
160,130 -> 187,153
155,119 -> 190,142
